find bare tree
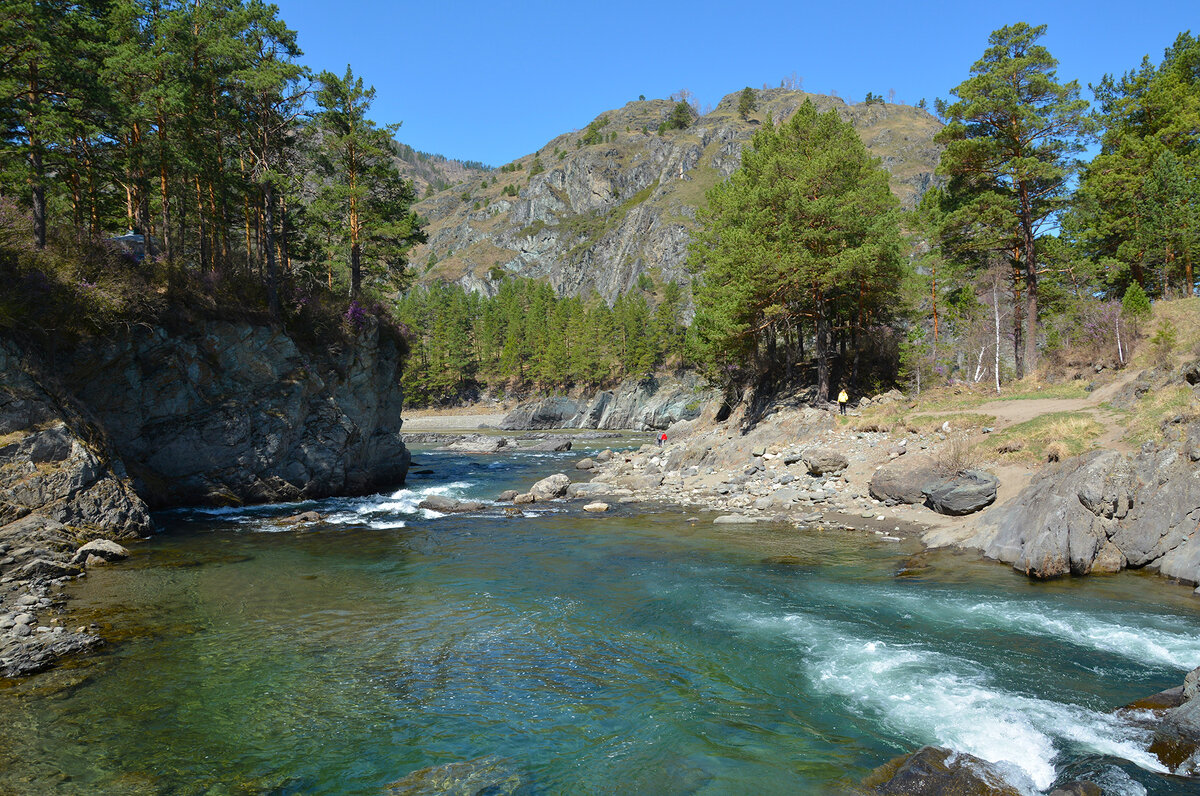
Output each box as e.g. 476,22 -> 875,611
887,87 -> 896,104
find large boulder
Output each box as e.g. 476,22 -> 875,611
70,538 -> 130,565
869,458 -> 940,504
922,470 -> 999,516
529,473 -> 571,501
862,746 -> 1024,795
801,448 -> 848,476
984,451 -> 1135,578
417,495 -> 487,513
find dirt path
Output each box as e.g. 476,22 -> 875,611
907,369 -> 1141,453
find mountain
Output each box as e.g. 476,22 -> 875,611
391,143 -> 492,197
410,88 -> 943,302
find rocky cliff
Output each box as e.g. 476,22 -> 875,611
56,319 -> 411,508
1,319 -> 411,674
412,88 -> 942,303
498,374 -> 716,431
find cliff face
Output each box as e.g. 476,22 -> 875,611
57,320 -> 411,508
413,89 -> 943,303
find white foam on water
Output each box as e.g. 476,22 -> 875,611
727,608 -> 1167,792
1088,765 -> 1149,796
818,583 -> 1200,672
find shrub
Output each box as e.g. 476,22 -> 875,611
1151,319 -> 1178,368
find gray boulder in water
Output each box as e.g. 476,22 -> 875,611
417,495 -> 486,513
922,470 -> 998,516
529,473 -> 571,501
385,755 -> 526,795
522,438 -> 572,452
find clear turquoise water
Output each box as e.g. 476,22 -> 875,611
3,446 -> 1200,795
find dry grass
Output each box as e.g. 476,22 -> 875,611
985,412 -> 1105,465
996,439 -> 1025,454
1044,440 -> 1069,462
847,404 -> 995,435
1127,297 -> 1200,370
934,431 -> 981,476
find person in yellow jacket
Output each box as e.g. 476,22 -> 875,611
837,387 -> 849,415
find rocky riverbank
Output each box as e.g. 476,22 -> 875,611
1,318 -> 411,677
495,366 -> 1200,592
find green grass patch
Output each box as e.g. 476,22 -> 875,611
1124,384 -> 1200,448
985,411 -> 1104,465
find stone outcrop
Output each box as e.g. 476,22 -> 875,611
53,319 -> 410,508
529,473 -> 571,501
1,341 -> 152,538
499,374 -> 713,431
984,424 -> 1200,581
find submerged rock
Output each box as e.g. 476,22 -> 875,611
861,746 -> 1025,795
384,755 -> 526,795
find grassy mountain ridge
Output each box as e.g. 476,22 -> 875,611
410,88 -> 943,302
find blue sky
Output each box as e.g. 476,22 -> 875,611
273,0 -> 1195,167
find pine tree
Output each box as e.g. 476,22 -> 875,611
310,66 -> 423,299
689,100 -> 903,401
937,22 -> 1090,377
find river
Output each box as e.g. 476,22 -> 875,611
1,444 -> 1198,795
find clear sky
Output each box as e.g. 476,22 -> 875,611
272,0 -> 1195,167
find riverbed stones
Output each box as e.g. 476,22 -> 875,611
566,482 -> 610,499
70,539 -> 130,566
922,470 -> 998,516
583,502 -> 609,512
801,449 -> 848,476
575,458 -> 596,470
529,473 -> 571,500
513,493 -> 535,505
862,746 -> 1024,795
385,755 -> 525,795
497,490 -> 518,501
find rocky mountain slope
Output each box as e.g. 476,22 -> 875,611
392,143 -> 492,197
411,88 -> 942,302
